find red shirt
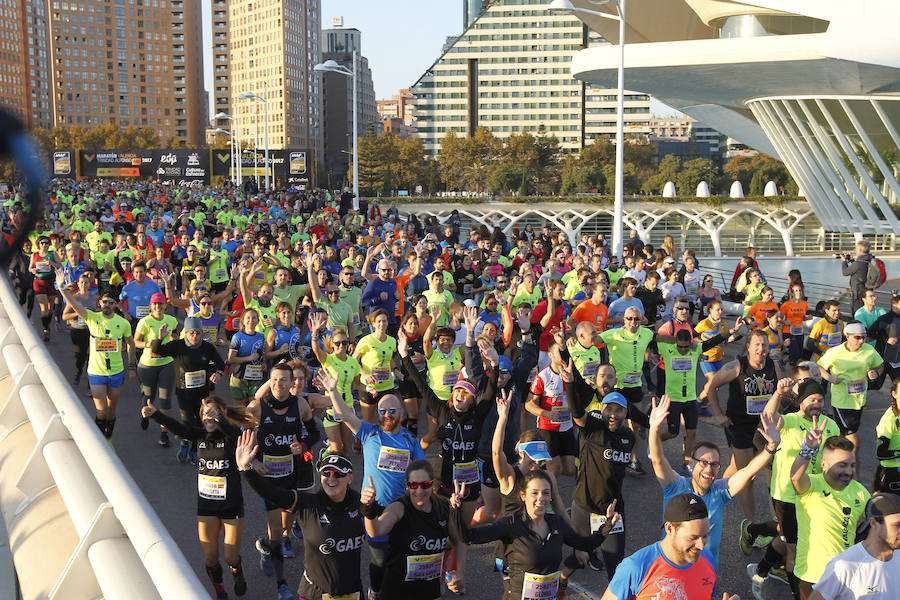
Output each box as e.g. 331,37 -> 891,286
531,300 -> 565,351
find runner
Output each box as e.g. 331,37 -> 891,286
143,396 -> 255,599
780,284 -> 810,366
227,308 -> 267,406
263,301 -> 302,365
132,292 -> 178,446
118,259 -> 162,330
352,308 -> 399,425
57,270 -> 135,442
807,300 -> 845,361
874,378 -> 900,493
60,271 -> 96,385
31,235 -> 60,340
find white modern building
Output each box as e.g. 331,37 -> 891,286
562,0 -> 900,236
412,0 -> 651,155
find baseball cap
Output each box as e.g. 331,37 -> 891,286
601,391 -> 627,409
516,441 -> 552,463
844,322 -> 866,336
317,453 -> 353,474
463,299 -> 476,308
866,492 -> 900,519
663,493 -> 709,523
150,292 -> 166,304
498,355 -> 512,373
183,317 -> 202,332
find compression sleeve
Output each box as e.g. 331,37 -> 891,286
150,410 -> 203,440
466,515 -> 514,545
567,364 -> 595,421
876,436 -> 900,461
242,469 -> 296,510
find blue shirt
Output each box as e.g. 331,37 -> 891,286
607,297 -> 645,329
662,476 -> 732,566
145,227 -> 165,246
119,279 -> 162,319
360,277 -> 398,322
355,421 -> 424,506
609,542 -> 717,600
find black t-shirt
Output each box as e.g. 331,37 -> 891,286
151,338 -> 224,395
727,356 -> 777,426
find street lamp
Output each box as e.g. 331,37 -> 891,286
549,0 -> 627,257
213,112 -> 240,187
238,84 -> 269,192
212,128 -> 235,184
315,54 -> 358,210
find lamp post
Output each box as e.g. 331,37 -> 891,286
238,83 -> 269,192
315,53 -> 358,211
212,128 -> 234,184
549,0 -> 626,257
213,112 -> 240,187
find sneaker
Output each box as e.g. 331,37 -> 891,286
697,403 -> 713,417
232,568 -> 247,597
747,563 -> 766,600
74,371 -> 82,386
42,329 -> 49,342
739,519 -> 754,556
158,431 -> 170,447
291,520 -> 304,541
140,416 -> 149,431
367,588 -> 380,600
281,536 -> 294,559
177,441 -> 190,464
626,457 -> 646,476
754,535 -> 774,549
768,565 -> 789,584
277,583 -> 293,600
675,463 -> 693,478
255,538 -> 274,577
190,446 -> 198,465
588,553 -> 605,571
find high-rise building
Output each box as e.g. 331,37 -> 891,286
412,0 -> 650,156
27,0 -> 206,145
376,89 -> 415,126
463,0 -> 484,29
0,2 -> 55,130
216,0 -> 321,156
649,116 -> 727,156
320,21 -> 377,187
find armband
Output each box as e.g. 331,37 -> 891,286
359,501 -> 385,520
765,446 -> 780,455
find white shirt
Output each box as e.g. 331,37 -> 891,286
624,268 -> 646,286
813,542 -> 900,600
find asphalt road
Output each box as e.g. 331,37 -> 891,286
36,314 -> 888,600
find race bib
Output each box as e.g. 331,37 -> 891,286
463,284 -> 473,295
74,317 -> 86,328
323,593 -> 360,600
214,268 -> 227,280
746,394 -> 769,415
136,306 -> 150,318
372,367 -> 391,383
623,371 -> 641,386
95,338 -> 119,353
203,326 -> 218,342
582,362 -> 599,378
686,283 -> 699,295
36,262 -> 50,273
185,369 -> 206,389
412,355 -> 426,371
262,454 -> 294,478
550,404 -> 571,425
826,332 -> 842,347
376,447 -> 410,473
198,474 -> 226,500
442,370 -> 460,386
521,571 -> 560,600
352,313 -> 360,325
526,367 -> 538,384
244,364 -> 264,380
590,513 -> 624,535
846,379 -> 866,395
326,408 -> 342,423
790,325 -> 803,336
670,357 -> 693,372
405,553 -> 443,581
453,460 -> 480,484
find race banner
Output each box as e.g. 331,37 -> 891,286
79,150 -> 155,178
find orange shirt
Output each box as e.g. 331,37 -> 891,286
393,272 -> 410,318
571,300 -> 609,344
748,301 -> 778,328
779,299 -> 809,334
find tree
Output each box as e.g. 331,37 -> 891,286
641,154 -> 682,195
602,162 -> 639,195
675,158 -> 718,197
377,132 -> 400,194
356,128 -> 382,195
395,136 -> 427,191
487,163 -> 527,195
560,164 -> 605,194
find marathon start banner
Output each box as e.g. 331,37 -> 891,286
212,149 -> 311,187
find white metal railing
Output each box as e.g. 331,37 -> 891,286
0,273 -> 208,600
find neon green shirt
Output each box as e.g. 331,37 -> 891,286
657,342 -> 704,403
316,298 -> 353,332
85,310 -> 132,375
272,284 -> 308,313
511,286 -> 542,312
355,333 -> 397,392
247,299 -> 277,335
323,353 -> 361,407
426,347 -> 462,401
599,326 -> 653,388
817,343 -> 883,409
136,314 -> 178,367
207,249 -> 229,283
423,288 -> 455,327
568,343 -> 603,381
876,407 -> 900,468
770,413 -> 840,503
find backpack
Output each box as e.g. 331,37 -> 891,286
866,257 -> 887,288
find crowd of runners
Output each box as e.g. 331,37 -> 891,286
6,179 -> 900,600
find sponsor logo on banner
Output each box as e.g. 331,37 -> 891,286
53,151 -> 71,175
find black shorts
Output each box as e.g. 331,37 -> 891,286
666,400 -> 698,436
539,428 -> 577,458
359,387 -> 396,407
619,386 -> 643,405
724,422 -> 758,450
480,456 -> 500,489
831,407 -> 862,435
874,465 -> 900,493
771,498 -> 798,544
211,280 -> 229,294
198,501 -> 244,520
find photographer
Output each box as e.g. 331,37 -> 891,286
839,240 -> 874,312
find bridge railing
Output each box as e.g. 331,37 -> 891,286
0,273 -> 208,600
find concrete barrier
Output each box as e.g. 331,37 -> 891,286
0,274 -> 208,600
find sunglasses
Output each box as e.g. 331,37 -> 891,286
378,407 -> 400,416
333,339 -> 349,347
327,290 -> 340,295
321,468 -> 349,479
407,480 -> 433,490
624,317 -> 641,321
675,306 -> 690,311
200,301 -> 212,306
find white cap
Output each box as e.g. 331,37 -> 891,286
463,299 -> 476,308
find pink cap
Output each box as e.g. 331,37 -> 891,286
453,380 -> 477,397
150,293 -> 167,304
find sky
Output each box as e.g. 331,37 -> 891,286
202,0 -> 676,120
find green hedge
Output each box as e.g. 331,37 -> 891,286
371,195 -> 801,208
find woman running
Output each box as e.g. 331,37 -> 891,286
133,292 -> 178,447
779,283 -> 810,366
264,301 -> 302,365
236,430 -> 365,600
352,308 -> 398,424
227,309 -> 267,405
142,396 -> 255,600
875,378 -> 900,493
30,235 -> 60,340
61,271 -> 96,385
309,312 -> 361,455
396,311 -> 425,436
698,274 -> 720,318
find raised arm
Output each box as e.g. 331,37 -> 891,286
55,271 -> 88,320
492,390 -> 516,494
726,411 -> 781,496
314,366 -> 362,434
791,414 -> 827,496
648,395 -> 678,488
309,312 -> 329,366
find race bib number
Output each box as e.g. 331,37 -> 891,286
463,284 -> 473,295
527,367 -> 538,384
670,357 -> 693,372
74,317 -> 86,328
790,325 -> 803,336
623,371 -> 641,386
214,269 -> 227,280
746,395 -> 769,415
550,404 -> 571,425
453,460 -> 480,484
95,338 -> 119,353
686,283 -> 699,295
826,332 -> 842,347
36,262 -> 50,273
412,355 -> 426,371
352,313 -> 360,325
442,370 -> 460,386
521,571 -> 560,600
376,447 -> 410,473
203,326 -> 217,342
846,379 -> 866,395
244,364 -> 264,380
582,362 -> 599,378
262,454 -> 294,478
323,593 -> 360,600
185,369 -> 206,389
405,553 -> 442,581
135,306 -> 150,318
372,367 -> 390,383
590,513 -> 624,535
198,474 -> 226,500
